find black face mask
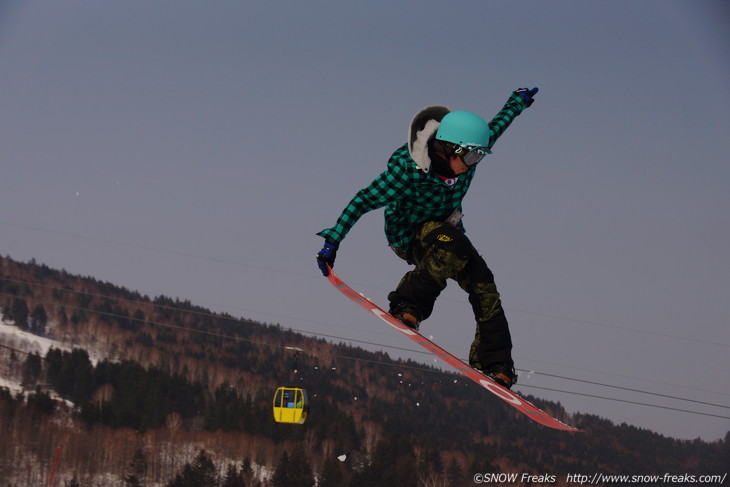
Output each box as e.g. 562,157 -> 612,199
428,141 -> 456,178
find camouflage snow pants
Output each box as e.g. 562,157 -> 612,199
388,221 -> 514,371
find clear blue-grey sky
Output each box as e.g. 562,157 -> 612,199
1,0 -> 728,441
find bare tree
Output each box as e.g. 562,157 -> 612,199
165,412 -> 182,435
419,469 -> 450,487
92,384 -> 114,415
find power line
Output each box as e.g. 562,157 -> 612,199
5,330 -> 727,423
4,274 -> 730,403
507,308 -> 730,349
514,355 -> 730,399
0,221 -> 313,279
517,384 -> 730,421
0,277 -> 425,356
521,370 -> 730,410
4,273 -> 730,406
3,220 -> 728,349
4,274 -> 730,401
2,282 -> 729,423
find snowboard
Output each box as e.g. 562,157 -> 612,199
326,266 -> 579,432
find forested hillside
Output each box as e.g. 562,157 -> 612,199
1,255 -> 727,486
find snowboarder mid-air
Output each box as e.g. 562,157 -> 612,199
316,87 -> 539,389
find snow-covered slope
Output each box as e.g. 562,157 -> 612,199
0,319 -> 69,357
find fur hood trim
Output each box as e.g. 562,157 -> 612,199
407,105 -> 450,172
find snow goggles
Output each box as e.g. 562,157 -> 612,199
441,142 -> 491,166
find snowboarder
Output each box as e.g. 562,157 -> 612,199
316,87 -> 539,389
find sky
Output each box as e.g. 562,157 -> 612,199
1,0 -> 729,441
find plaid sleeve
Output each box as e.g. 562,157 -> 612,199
318,150 -> 412,245
486,92 -> 528,150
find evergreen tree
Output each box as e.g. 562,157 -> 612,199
351,433 -> 417,487
62,349 -> 94,404
319,457 -> 346,487
26,387 -> 54,415
21,352 -> 42,388
123,448 -> 148,487
30,304 -> 48,335
271,445 -> 314,487
10,298 -> 29,329
288,444 -> 315,487
240,457 -> 255,487
205,383 -> 244,432
1,299 -> 9,321
221,463 -> 246,487
167,450 -> 218,487
271,450 -> 291,487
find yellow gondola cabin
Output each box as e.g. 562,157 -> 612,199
273,387 -> 309,424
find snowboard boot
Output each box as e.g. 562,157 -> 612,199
483,364 -> 517,390
388,302 -> 421,331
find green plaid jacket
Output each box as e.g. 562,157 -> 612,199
318,92 -> 527,252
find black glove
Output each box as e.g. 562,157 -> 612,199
316,241 -> 338,276
515,87 -> 539,107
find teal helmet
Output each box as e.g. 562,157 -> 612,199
435,110 -> 491,148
